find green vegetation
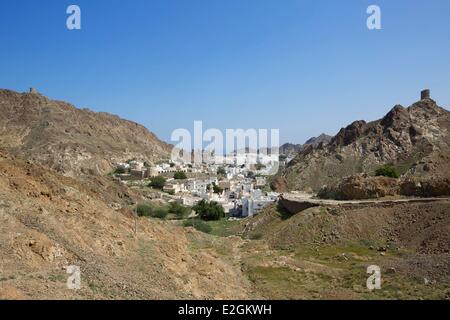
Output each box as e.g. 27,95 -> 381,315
205,219 -> 240,237
174,171 -> 187,180
136,203 -> 168,219
114,167 -> 126,174
183,219 -> 212,233
193,199 -> 225,221
152,208 -> 169,219
0,275 -> 15,282
136,202 -> 192,220
168,202 -> 191,219
217,167 -> 226,175
207,182 -> 223,194
165,189 -> 175,195
148,176 -> 166,189
375,164 -> 400,178
48,273 -> 65,283
136,203 -> 153,217
238,240 -> 449,300
249,233 -> 263,240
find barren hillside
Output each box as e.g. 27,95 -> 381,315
0,89 -> 171,177
0,149 -> 254,299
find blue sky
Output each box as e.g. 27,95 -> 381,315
1,0 -> 449,144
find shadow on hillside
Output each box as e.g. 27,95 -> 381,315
277,202 -> 294,220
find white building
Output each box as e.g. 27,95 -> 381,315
242,196 -> 276,217
255,177 -> 267,188
115,162 -> 130,170
186,179 -> 209,196
163,182 -> 186,194
129,161 -> 144,170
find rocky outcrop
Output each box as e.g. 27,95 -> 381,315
318,174 -> 450,200
280,134 -> 332,157
318,174 -> 399,200
400,178 -> 450,197
278,93 -> 450,191
331,120 -> 367,147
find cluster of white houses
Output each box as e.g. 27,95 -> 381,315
114,159 -> 279,217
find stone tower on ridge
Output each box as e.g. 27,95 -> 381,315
421,89 -> 430,100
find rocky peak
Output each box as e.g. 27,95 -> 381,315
331,120 -> 367,147
279,90 -> 450,192
380,105 -> 410,132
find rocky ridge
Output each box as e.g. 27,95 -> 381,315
0,89 -> 172,178
277,92 -> 450,192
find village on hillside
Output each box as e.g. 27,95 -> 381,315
111,153 -> 281,218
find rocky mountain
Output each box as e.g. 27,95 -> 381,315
303,133 -> 333,147
276,91 -> 450,191
0,89 -> 172,177
279,143 -> 302,157
280,134 -> 332,157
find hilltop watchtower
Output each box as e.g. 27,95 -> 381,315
421,89 -> 430,100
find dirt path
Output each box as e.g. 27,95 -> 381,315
280,192 -> 450,215
282,192 -> 450,205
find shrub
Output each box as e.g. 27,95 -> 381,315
375,165 -> 400,178
166,189 -> 175,195
114,167 -> 126,174
212,182 -> 223,194
193,200 -> 225,221
152,208 -> 168,219
249,233 -> 263,240
217,167 -> 226,175
208,183 -> 223,194
168,202 -> 191,219
149,176 -> 166,189
183,219 -> 212,234
136,204 -> 153,217
173,171 -> 187,180
136,203 -> 167,219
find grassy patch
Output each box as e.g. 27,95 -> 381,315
245,265 -> 335,299
205,219 -> 240,237
0,275 -> 15,282
48,273 -> 66,283
249,233 -> 263,240
183,219 -> 212,234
